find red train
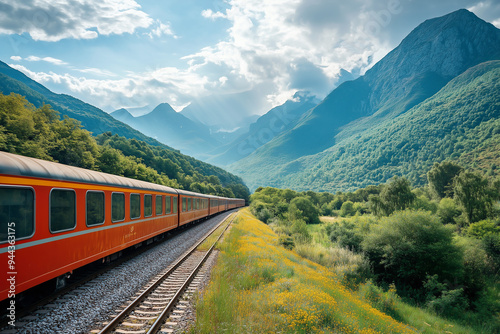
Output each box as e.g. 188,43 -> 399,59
0,151 -> 245,301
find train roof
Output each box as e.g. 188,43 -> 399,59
176,189 -> 212,198
0,151 -> 178,194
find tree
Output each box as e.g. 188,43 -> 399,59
369,176 -> 415,216
427,161 -> 463,199
453,171 -> 494,224
362,210 -> 463,293
288,196 -> 320,224
340,201 -> 356,217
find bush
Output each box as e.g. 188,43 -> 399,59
482,234 -> 500,273
288,196 -> 320,224
278,235 -> 295,250
362,210 -> 463,296
250,200 -> 272,224
326,221 -> 363,252
410,195 -> 438,213
358,280 -> 398,317
466,219 -> 500,239
426,288 -> 469,317
455,236 -> 490,301
340,201 -> 356,217
437,197 -> 461,224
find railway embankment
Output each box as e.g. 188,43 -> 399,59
188,208 -> 415,333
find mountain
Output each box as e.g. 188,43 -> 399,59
111,108 -> 135,123
262,61 -> 500,192
111,103 -> 219,158
207,92 -> 319,166
0,61 -> 173,150
229,9 -> 500,192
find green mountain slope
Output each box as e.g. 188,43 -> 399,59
230,9 -> 500,191
0,61 -> 174,149
247,60 -> 500,192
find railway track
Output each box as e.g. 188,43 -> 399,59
94,212 -> 235,334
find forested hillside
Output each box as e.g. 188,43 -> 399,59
0,61 -> 171,148
0,93 -> 250,200
274,60 -> 500,192
229,10 -> 500,192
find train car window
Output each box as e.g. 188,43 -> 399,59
50,189 -> 76,233
86,191 -> 105,226
144,194 -> 152,217
130,194 -> 141,219
165,195 -> 171,214
0,187 -> 34,242
182,198 -> 187,212
112,192 -> 125,222
173,197 -> 178,213
188,198 -> 192,211
156,195 -> 163,215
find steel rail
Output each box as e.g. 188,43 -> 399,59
98,210 -> 236,334
147,213 -> 234,333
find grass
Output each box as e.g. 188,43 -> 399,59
190,208 -> 415,333
320,216 -> 341,223
196,213 -> 235,252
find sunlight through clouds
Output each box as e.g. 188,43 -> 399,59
0,0 -> 499,121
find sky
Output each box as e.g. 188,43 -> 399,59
1,0 -> 499,119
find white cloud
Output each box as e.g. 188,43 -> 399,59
7,0 -> 499,121
189,0 -> 500,110
77,68 -> 117,77
190,0 -> 386,106
24,56 -> 67,65
9,63 -> 208,112
146,19 -> 177,39
0,0 -> 153,42
202,9 -> 227,20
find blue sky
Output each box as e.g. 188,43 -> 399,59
1,0 -> 499,118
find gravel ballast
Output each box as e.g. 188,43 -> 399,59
12,212 -> 232,334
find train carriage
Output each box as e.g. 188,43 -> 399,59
177,189 -> 210,226
0,151 -> 244,302
209,196 -> 220,215
0,152 -> 181,300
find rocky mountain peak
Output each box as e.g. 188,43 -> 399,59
368,9 -> 500,81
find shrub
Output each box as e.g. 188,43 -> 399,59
362,210 -> 463,296
466,219 -> 500,239
411,195 -> 438,213
482,234 -> 500,273
426,288 -> 469,318
326,221 -> 363,252
340,201 -> 356,217
288,196 -> 320,224
250,200 -> 272,223
278,235 -> 295,250
358,280 -> 398,317
437,197 -> 461,224
291,219 -> 312,244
